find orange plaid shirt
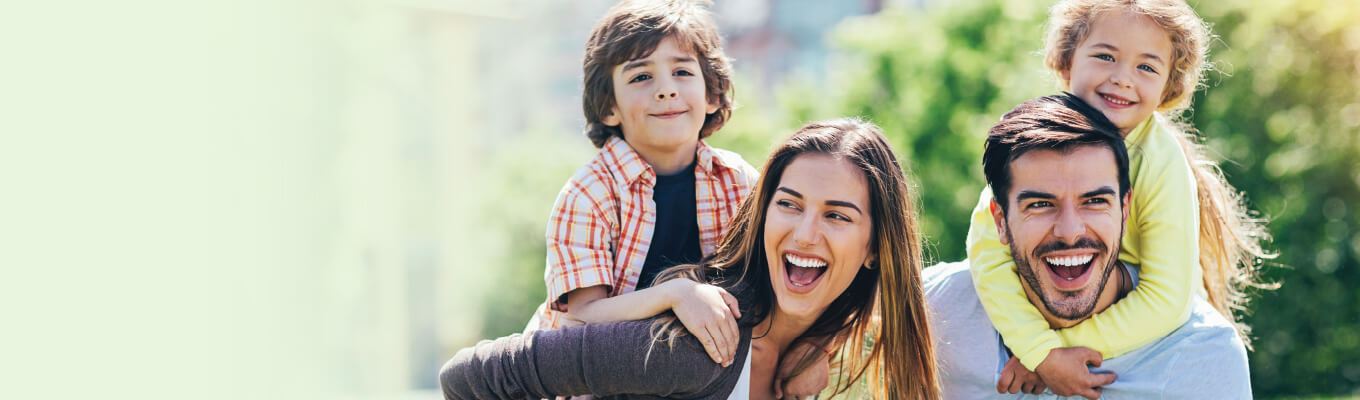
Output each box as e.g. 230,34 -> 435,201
528,136 -> 758,331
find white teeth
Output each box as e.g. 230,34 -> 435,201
1044,254 -> 1094,266
1102,94 -> 1131,105
785,254 -> 827,268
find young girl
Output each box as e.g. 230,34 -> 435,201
968,0 -> 1274,397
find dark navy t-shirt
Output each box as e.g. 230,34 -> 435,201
636,161 -> 702,290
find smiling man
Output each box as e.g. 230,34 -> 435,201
923,94 -> 1252,399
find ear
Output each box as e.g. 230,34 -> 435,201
864,252 -> 878,269
1059,68 -> 1072,88
1120,191 -> 1132,227
603,107 -> 621,127
989,199 -> 1010,245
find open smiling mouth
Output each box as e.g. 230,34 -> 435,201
784,253 -> 827,291
1043,253 -> 1095,289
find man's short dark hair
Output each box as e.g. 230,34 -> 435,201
982,93 -> 1131,214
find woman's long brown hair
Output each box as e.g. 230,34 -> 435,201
651,118 -> 939,399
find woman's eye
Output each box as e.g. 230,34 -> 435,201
1094,54 -> 1114,62
827,212 -> 851,222
628,73 -> 651,83
1138,64 -> 1158,74
777,199 -> 798,210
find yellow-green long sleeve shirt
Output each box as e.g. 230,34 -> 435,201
966,116 -> 1205,370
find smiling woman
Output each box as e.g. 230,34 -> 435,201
439,118 -> 939,399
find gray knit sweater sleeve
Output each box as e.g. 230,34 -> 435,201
440,318 -> 753,400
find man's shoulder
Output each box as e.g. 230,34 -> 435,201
922,261 -> 975,297
1117,297 -> 1252,397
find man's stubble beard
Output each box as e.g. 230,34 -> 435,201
1004,218 -> 1124,321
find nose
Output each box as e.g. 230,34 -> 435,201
793,213 -> 820,249
1110,70 -> 1132,89
1052,203 -> 1087,244
655,78 -> 678,101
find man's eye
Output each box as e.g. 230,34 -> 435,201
1026,201 -> 1052,209
629,73 -> 651,83
1086,197 -> 1110,205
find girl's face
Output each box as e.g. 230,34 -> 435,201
1062,10 -> 1174,135
763,153 -> 875,322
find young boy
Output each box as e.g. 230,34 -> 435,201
525,0 -> 757,369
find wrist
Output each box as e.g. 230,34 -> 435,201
663,279 -> 696,308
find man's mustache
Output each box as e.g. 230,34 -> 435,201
1031,236 -> 1107,258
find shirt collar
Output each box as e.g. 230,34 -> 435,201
601,136 -> 731,186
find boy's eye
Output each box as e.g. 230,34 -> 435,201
628,73 -> 651,84
675,69 -> 695,77
1094,54 -> 1114,62
1138,64 -> 1158,74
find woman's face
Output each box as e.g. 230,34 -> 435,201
763,153 -> 875,322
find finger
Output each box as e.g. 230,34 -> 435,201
698,327 -> 723,364
1032,381 -> 1047,394
1093,372 -> 1117,386
1082,386 -> 1103,400
774,378 -> 784,399
1080,347 -> 1103,367
708,324 -> 731,366
1021,381 -> 1034,394
722,311 -> 739,363
996,369 -> 1011,393
719,288 -> 742,319
1008,378 -> 1023,394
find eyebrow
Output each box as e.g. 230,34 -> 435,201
1090,43 -> 1165,65
1015,190 -> 1056,203
620,56 -> 699,74
1082,187 -> 1118,198
777,187 -> 863,214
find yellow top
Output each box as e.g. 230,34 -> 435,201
966,116 -> 1204,369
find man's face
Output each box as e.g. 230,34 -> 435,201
990,144 -> 1130,323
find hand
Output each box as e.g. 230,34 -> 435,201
774,341 -> 830,399
667,280 -> 742,366
997,355 -> 1046,394
1034,347 -> 1117,400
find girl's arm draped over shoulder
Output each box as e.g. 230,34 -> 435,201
440,319 -> 749,400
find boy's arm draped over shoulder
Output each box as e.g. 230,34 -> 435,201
439,319 -> 745,400
965,189 -> 1064,370
545,171 -> 619,312
1055,121 -> 1200,358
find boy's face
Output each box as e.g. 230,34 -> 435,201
1062,11 -> 1173,135
604,36 -> 717,158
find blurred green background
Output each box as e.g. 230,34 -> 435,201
4,0 -> 1354,398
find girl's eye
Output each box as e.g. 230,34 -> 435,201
628,73 -> 651,83
1094,54 -> 1114,62
1138,64 -> 1158,74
